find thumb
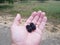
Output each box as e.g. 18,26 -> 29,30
13,14 -> 21,25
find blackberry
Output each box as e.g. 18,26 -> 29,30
26,23 -> 36,33
26,25 -> 32,32
30,23 -> 36,31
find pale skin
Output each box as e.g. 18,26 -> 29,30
11,11 -> 47,45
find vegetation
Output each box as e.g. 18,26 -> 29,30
37,0 -> 48,3
0,1 -> 60,20
55,0 -> 60,1
0,0 -> 14,4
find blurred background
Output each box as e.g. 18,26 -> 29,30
0,0 -> 60,45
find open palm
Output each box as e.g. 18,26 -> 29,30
11,11 -> 47,45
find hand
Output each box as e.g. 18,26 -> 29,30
11,11 -> 47,45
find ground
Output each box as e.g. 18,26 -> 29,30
0,14 -> 60,45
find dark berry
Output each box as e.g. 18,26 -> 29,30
30,23 -> 36,31
26,25 -> 32,32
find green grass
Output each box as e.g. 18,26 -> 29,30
0,1 -> 60,20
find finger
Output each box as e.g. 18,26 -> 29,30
13,14 -> 21,25
32,11 -> 41,25
25,11 -> 37,25
37,12 -> 45,27
39,16 -> 47,31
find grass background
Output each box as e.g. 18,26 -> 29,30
0,1 -> 60,20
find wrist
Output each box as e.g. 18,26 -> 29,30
25,42 -> 39,45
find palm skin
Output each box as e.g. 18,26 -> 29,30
11,11 -> 47,45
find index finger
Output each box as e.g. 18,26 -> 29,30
25,11 -> 37,25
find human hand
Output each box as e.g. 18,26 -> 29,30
11,11 -> 47,45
